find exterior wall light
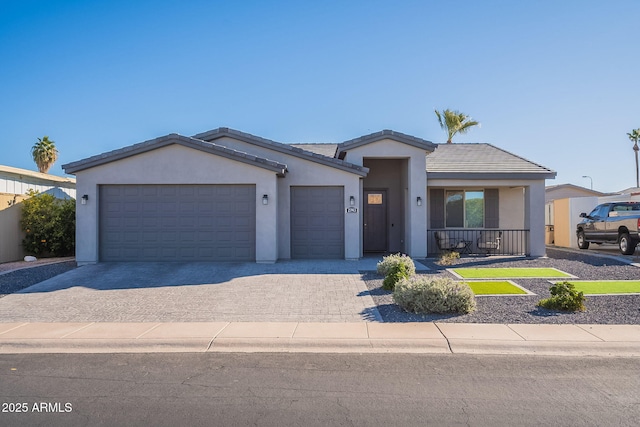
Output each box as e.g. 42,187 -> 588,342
349,196 -> 355,206
262,194 -> 268,205
81,194 -> 89,205
416,196 -> 422,206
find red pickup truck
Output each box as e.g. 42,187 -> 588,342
576,202 -> 640,255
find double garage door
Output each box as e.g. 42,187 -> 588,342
100,185 -> 256,261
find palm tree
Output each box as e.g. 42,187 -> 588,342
31,136 -> 59,173
434,109 -> 480,143
628,128 -> 640,188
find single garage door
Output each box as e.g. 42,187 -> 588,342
100,184 -> 255,261
291,186 -> 344,259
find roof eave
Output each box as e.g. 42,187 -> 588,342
427,172 -> 557,180
62,134 -> 289,176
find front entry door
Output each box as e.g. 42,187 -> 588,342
363,190 -> 387,252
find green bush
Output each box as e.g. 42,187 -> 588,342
20,190 -> 75,256
377,253 -> 416,277
382,262 -> 411,291
393,277 -> 476,314
537,281 -> 586,312
438,251 -> 460,266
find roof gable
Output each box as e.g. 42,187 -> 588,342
62,134 -> 288,176
426,143 -> 556,179
193,127 -> 368,176
337,130 -> 436,157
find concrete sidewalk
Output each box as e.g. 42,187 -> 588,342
1,322 -> 638,357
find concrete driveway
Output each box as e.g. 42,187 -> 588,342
0,260 -> 396,323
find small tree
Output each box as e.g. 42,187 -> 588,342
434,109 -> 480,143
20,190 -> 75,256
628,129 -> 640,188
31,136 -> 59,173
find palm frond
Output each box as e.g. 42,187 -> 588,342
31,136 -> 58,173
434,108 -> 480,142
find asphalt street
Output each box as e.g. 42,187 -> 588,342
1,353 -> 638,426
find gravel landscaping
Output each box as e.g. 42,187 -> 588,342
364,248 -> 640,324
0,261 -> 77,298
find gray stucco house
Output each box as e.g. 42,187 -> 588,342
62,128 -> 556,264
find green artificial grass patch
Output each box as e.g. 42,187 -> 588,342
556,281 -> 640,295
466,281 -> 530,295
451,267 -> 573,279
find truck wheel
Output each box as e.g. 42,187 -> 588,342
619,233 -> 637,255
577,231 -> 589,249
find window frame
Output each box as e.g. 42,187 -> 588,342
444,189 -> 485,229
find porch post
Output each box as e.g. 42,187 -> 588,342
407,155 -> 427,258
525,181 -> 546,257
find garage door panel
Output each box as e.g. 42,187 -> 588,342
233,217 -> 253,227
291,186 -> 344,259
100,184 -> 256,261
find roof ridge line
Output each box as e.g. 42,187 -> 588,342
193,127 -> 368,176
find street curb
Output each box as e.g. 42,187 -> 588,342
208,338 -> 452,354
0,338 -> 212,353
2,337 -> 638,356
448,339 -> 640,357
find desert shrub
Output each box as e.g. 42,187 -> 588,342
438,251 -> 460,266
382,262 -> 411,291
537,281 -> 586,312
377,253 -> 416,277
393,277 -> 476,314
20,190 -> 76,256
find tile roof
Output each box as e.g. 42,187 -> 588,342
62,134 -> 288,176
426,143 -> 556,179
193,128 -> 368,176
289,143 -> 338,158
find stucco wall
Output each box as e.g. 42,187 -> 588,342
203,137 -> 363,259
345,139 -> 428,258
499,187 -> 525,229
74,144 -> 279,264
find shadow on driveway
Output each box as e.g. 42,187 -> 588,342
16,260 -> 369,294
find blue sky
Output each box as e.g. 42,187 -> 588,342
1,0 -> 638,193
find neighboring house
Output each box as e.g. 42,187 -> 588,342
551,187 -> 640,249
62,128 -> 556,265
0,165 -> 77,263
545,183 -> 606,203
544,183 -> 607,245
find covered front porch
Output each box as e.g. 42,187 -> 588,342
426,182 -> 546,257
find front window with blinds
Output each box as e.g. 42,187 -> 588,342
445,190 -> 484,228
